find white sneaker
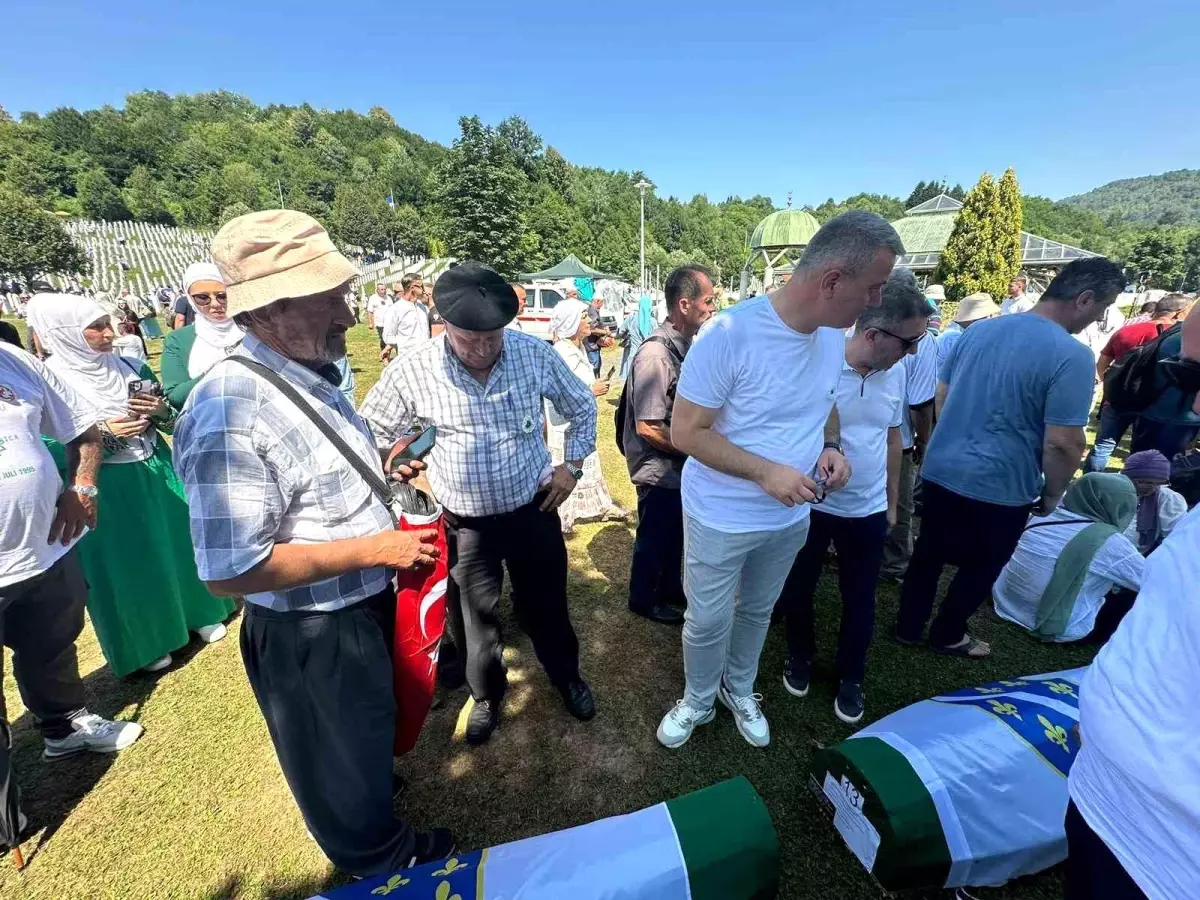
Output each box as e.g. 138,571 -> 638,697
656,700 -> 715,749
43,713 -> 144,760
195,623 -> 227,644
142,654 -> 172,673
718,681 -> 770,748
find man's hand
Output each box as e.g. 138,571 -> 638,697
107,416 -> 152,438
591,380 -> 610,397
48,489 -> 96,545
374,529 -> 440,570
756,462 -> 820,508
540,464 -> 578,512
387,458 -> 426,484
816,448 -> 852,492
1033,492 -> 1063,517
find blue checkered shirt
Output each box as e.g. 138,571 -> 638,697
359,329 -> 597,517
173,334 -> 394,612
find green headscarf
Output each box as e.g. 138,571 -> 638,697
1033,473 -> 1137,640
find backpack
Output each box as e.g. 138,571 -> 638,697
1170,450 -> 1200,509
1102,322 -> 1180,414
615,335 -> 684,456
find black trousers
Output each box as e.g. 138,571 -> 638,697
778,510 -> 888,683
1065,800 -> 1148,899
628,485 -> 685,612
445,495 -> 580,702
240,588 -> 414,878
1,551 -> 91,847
896,480 -> 1033,648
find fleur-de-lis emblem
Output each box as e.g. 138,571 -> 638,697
371,874 -> 411,896
1039,714 -> 1070,751
1046,681 -> 1077,698
999,680 -> 1028,688
434,882 -> 462,900
975,686 -> 1004,694
433,858 -> 467,876
987,700 -> 1022,720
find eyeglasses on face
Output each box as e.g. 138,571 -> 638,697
190,292 -> 227,306
872,326 -> 926,350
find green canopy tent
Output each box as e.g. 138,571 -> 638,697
520,254 -> 621,282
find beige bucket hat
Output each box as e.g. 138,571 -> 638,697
925,284 -> 946,302
212,210 -> 358,317
953,292 -> 1000,323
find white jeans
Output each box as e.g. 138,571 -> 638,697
681,514 -> 810,711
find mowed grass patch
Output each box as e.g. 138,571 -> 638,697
2,318 -> 1100,899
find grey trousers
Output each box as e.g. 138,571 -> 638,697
881,451 -> 916,578
681,514 -> 810,711
240,588 -> 415,878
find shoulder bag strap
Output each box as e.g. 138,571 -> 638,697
224,356 -> 398,526
1023,517 -> 1094,533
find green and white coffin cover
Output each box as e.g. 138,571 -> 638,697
810,668 -> 1085,892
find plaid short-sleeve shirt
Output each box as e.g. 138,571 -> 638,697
173,334 -> 394,612
359,329 -> 598,517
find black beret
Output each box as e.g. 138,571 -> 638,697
433,262 -> 518,331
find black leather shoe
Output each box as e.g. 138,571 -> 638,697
406,827 -> 457,867
631,603 -> 685,626
557,678 -> 597,721
465,698 -> 500,745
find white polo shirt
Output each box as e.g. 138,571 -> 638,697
366,293 -> 391,320
820,355 -> 904,519
0,344 -> 96,588
898,333 -> 936,450
678,297 -> 843,534
381,298 -> 431,357
1068,505 -> 1200,900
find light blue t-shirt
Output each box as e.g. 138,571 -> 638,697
922,313 -> 1096,506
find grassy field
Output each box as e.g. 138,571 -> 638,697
0,317 -> 1103,900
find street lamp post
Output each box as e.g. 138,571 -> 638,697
636,179 -> 651,293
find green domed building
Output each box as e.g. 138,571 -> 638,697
742,206 -> 821,297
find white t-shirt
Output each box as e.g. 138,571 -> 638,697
677,297 -> 842,533
1000,293 -> 1035,315
992,507 -> 1144,641
0,344 -> 96,588
898,333 -> 937,450
366,294 -> 391,319
821,358 -> 904,518
1068,505 -> 1200,900
381,299 -> 431,356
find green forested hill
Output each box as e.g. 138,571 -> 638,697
1062,169 -> 1200,226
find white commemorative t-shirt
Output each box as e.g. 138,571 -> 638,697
677,297 -> 842,533
820,358 -> 904,518
1068,505 -> 1200,900
0,344 -> 96,587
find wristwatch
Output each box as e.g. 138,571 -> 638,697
823,441 -> 844,455
70,484 -> 99,499
565,462 -> 583,482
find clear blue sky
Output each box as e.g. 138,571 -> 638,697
5,0 -> 1198,208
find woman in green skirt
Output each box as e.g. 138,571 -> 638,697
27,294 -> 235,676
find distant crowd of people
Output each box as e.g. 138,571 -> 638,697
2,208 -> 1198,900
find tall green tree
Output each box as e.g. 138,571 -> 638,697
996,167 -> 1024,281
0,189 -> 90,286
1128,231 -> 1184,289
437,116 -> 527,275
935,172 -> 1012,300
122,165 -> 173,224
76,168 -> 129,221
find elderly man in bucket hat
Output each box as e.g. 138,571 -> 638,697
361,261 -> 599,747
934,291 -> 999,371
173,210 -> 454,876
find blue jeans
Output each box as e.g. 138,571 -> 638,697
586,347 -> 602,378
1131,416 -> 1199,460
1084,404 -> 1136,472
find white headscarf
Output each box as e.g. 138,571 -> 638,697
550,299 -> 588,342
27,293 -> 132,418
183,261 -> 244,377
